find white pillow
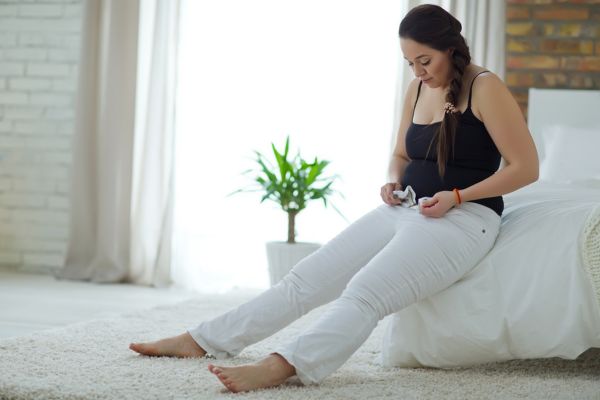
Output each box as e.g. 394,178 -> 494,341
539,124 -> 600,183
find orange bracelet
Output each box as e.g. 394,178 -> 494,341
453,188 -> 462,205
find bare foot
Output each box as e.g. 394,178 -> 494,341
207,353 -> 296,393
129,332 -> 207,358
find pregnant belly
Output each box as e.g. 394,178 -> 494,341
401,160 -> 494,199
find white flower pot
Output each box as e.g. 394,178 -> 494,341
265,241 -> 321,286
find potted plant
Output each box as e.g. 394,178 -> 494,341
229,136 -> 345,286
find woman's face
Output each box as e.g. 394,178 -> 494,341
400,38 -> 452,89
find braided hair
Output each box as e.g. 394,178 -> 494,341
399,4 -> 471,179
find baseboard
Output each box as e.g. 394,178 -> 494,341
17,264 -> 61,276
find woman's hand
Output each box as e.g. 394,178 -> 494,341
380,182 -> 403,206
419,190 -> 457,218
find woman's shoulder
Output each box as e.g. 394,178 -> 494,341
464,64 -> 499,86
407,76 -> 421,95
467,65 -> 510,120
466,65 -> 508,97
471,71 -> 508,101
403,77 -> 423,108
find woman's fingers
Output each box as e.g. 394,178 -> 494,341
385,184 -> 395,204
381,182 -> 403,205
380,186 -> 388,204
381,184 -> 390,204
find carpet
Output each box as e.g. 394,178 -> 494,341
1,289 -> 600,400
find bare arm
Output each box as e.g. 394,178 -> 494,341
458,73 -> 539,203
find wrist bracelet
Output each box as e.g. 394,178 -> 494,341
453,188 -> 462,205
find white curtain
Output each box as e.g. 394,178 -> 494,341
390,0 -> 506,154
130,0 -> 180,286
57,0 -> 180,287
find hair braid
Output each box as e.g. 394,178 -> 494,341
400,4 -> 472,179
435,49 -> 469,177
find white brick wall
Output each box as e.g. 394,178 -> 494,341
0,0 -> 82,273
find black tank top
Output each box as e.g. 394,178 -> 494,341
401,70 -> 504,217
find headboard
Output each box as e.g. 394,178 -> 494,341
527,88 -> 600,161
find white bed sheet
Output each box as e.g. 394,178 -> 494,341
377,181 -> 600,368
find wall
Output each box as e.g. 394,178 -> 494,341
506,0 -> 600,118
1,1 -> 598,274
0,0 -> 82,273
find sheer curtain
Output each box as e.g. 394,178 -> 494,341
171,0 -> 404,293
130,0 -> 180,286
57,0 -> 180,287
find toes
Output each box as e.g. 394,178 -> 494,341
209,368 -> 234,391
208,364 -> 227,379
207,364 -> 240,393
214,371 -> 229,384
215,371 -> 226,380
221,379 -> 236,392
220,376 -> 231,385
208,364 -> 223,375
227,384 -> 238,393
132,344 -> 147,352
129,343 -> 142,353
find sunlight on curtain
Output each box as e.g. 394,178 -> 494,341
172,0 -> 403,293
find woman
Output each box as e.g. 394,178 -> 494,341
129,4 -> 538,393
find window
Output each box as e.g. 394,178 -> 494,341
172,0 -> 402,293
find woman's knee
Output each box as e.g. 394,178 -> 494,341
338,274 -> 398,320
277,268 -> 341,314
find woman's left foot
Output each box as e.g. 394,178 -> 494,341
207,353 -> 296,393
129,332 -> 206,358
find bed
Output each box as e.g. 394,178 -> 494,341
377,88 -> 600,368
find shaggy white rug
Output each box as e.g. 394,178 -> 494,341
1,289 -> 600,400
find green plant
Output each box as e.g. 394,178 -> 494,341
229,136 -> 345,243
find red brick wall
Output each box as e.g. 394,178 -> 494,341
505,0 -> 600,118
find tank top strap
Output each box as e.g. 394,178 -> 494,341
411,80 -> 423,121
467,70 -> 490,109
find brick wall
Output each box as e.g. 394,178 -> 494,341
506,0 -> 600,118
0,0 -> 82,273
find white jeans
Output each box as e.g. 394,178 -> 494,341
187,201 -> 501,385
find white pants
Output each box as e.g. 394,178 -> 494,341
187,201 -> 501,385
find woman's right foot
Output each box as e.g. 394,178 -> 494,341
129,332 -> 207,358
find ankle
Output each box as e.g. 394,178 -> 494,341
184,333 -> 206,355
267,353 -> 296,376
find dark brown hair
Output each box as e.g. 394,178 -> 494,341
399,4 -> 471,178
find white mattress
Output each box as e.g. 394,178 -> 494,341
377,180 -> 600,368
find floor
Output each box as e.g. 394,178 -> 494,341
0,268 -> 201,339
